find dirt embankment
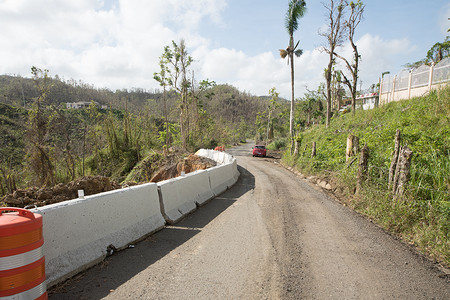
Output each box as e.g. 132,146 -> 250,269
1,154 -> 216,208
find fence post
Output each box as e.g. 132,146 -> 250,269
393,146 -> 413,196
293,139 -> 299,156
428,62 -> 435,91
408,70 -> 412,99
311,141 -> 316,158
346,135 -> 354,162
391,75 -> 397,102
388,129 -> 401,189
379,77 -> 383,106
356,145 -> 369,195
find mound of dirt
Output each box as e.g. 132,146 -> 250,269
1,154 -> 217,208
150,154 -> 217,182
1,176 -> 121,208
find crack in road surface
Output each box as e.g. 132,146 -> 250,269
49,143 -> 449,299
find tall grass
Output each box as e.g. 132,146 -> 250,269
282,86 -> 450,266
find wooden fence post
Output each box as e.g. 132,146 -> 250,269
428,62 -> 435,91
356,145 -> 369,194
379,77 -> 383,106
311,141 -> 316,158
346,134 -> 359,162
408,70 -> 412,99
388,129 -> 401,189
391,75 -> 397,102
346,135 -> 354,162
393,146 -> 413,196
293,139 -> 299,156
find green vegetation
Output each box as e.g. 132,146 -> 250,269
282,86 -> 450,266
0,67 -> 269,192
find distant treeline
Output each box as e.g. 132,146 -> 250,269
0,72 -> 284,192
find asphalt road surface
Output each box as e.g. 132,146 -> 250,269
49,143 -> 449,299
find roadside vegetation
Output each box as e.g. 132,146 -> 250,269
282,86 -> 450,266
0,67 -> 269,196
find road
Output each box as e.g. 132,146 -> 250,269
49,143 -> 449,299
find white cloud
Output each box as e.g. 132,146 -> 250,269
0,1 -> 425,100
356,34 -> 414,85
0,0 -> 226,88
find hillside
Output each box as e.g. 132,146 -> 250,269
282,86 -> 450,266
0,75 -> 274,121
0,103 -> 27,172
0,74 -> 277,199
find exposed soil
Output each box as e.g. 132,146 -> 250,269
0,154 -> 216,209
149,154 -> 216,182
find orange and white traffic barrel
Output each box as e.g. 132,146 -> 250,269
0,208 -> 47,300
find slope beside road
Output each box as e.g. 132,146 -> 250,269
49,143 -> 449,299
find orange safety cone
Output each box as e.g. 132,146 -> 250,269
0,208 -> 47,300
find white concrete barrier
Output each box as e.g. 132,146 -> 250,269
32,183 -> 164,287
195,149 -> 235,165
158,170 -> 214,223
232,158 -> 240,183
26,149 -> 239,287
207,159 -> 239,196
196,149 -> 240,196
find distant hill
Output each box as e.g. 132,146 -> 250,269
0,74 -> 163,112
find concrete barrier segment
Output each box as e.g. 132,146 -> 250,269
183,169 -> 215,206
157,177 -> 197,224
195,149 -> 235,165
232,158 -> 240,183
207,164 -> 233,196
196,149 -> 240,196
32,182 -> 164,287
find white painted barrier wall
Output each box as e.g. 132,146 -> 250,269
195,149 -> 235,165
158,150 -> 239,222
196,150 -> 240,196
158,170 -> 214,223
27,149 -> 239,288
32,182 -> 164,286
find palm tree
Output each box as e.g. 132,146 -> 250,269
280,0 -> 306,149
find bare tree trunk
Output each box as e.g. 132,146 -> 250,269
356,145 -> 369,194
393,146 -> 413,196
191,71 -> 198,127
311,141 -> 317,158
163,86 -> 169,151
346,134 -> 354,162
294,139 -> 299,156
82,125 -> 86,176
326,62 -> 332,128
266,110 -> 272,146
322,0 -> 345,128
388,129 -> 401,189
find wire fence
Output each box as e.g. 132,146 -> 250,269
320,160 -> 449,199
380,58 -> 450,104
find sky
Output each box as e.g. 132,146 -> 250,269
0,0 -> 449,99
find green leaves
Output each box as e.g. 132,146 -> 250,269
285,0 -> 307,35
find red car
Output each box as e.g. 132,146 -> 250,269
252,145 -> 266,157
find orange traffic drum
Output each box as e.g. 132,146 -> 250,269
0,208 -> 47,300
